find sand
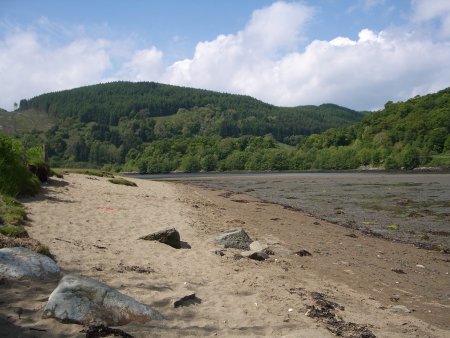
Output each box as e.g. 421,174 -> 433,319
1,173 -> 449,337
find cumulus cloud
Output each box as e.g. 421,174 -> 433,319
2,1 -> 450,111
0,30 -> 112,109
114,47 -> 164,81
163,2 -> 312,92
163,1 -> 450,110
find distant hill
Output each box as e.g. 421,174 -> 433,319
20,81 -> 363,138
8,81 -> 365,169
0,108 -> 7,113
10,82 -> 450,172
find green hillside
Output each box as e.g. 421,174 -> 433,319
13,81 -> 448,173
0,109 -> 55,135
12,81 -> 364,170
291,87 -> 450,170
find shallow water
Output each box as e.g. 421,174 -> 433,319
133,172 -> 450,250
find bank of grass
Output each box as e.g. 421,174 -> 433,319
0,132 -> 56,257
0,194 -> 27,225
108,177 -> 137,187
61,168 -> 114,178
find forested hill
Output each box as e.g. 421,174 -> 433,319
9,83 -> 450,172
18,81 -> 363,138
290,87 -> 450,170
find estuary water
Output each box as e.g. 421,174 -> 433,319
132,172 -> 450,250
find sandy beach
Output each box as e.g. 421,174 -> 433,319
1,173 -> 449,337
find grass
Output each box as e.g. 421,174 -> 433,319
108,178 -> 137,187
385,225 -> 400,230
50,168 -> 64,178
428,154 -> 450,168
37,244 -> 54,259
362,221 -> 377,225
0,194 -> 28,238
0,194 -> 27,225
62,168 -> 114,178
0,225 -> 28,237
0,108 -> 55,135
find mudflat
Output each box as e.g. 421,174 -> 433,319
0,173 -> 449,337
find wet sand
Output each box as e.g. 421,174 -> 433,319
0,173 -> 449,337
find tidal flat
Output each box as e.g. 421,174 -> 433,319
141,172 -> 450,251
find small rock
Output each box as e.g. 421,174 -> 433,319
416,264 -> 425,269
214,228 -> 252,250
211,249 -> 225,256
0,247 -> 60,280
263,248 -> 275,255
294,249 -> 312,257
249,241 -> 268,252
248,252 -> 269,261
240,250 -> 256,257
390,305 -> 412,313
272,247 -> 294,256
82,325 -> 133,338
391,268 -> 406,274
174,294 -> 202,308
139,227 -> 181,249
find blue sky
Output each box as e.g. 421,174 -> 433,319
1,0 -> 450,110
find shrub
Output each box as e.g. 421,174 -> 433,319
0,132 -> 40,196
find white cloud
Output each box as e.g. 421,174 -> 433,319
255,29 -> 450,109
114,47 -> 164,81
412,0 -> 450,37
0,30 -> 112,109
163,1 -> 314,94
163,1 -> 450,110
1,1 -> 450,111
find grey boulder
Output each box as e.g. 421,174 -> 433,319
139,227 -> 181,249
0,247 -> 60,279
43,274 -> 164,325
215,228 -> 253,250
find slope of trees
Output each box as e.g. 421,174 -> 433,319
15,81 -> 364,169
15,82 -> 449,172
293,88 -> 450,170
21,82 -> 363,131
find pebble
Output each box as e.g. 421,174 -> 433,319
416,264 -> 425,269
390,305 -> 412,313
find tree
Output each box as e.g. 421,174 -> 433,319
401,146 -> 419,169
180,155 -> 201,173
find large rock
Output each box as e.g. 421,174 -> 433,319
215,228 -> 252,250
0,247 -> 60,279
139,227 -> 181,249
43,274 -> 164,325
